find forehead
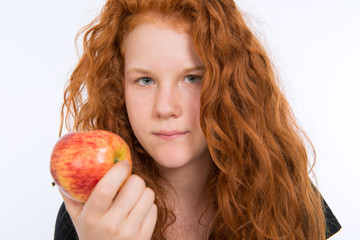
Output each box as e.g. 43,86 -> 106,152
123,20 -> 201,68
120,13 -> 190,53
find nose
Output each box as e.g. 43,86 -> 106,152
153,85 -> 182,119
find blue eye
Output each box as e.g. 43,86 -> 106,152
184,75 -> 201,84
138,77 -> 154,85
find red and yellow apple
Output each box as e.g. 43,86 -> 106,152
50,130 -> 132,203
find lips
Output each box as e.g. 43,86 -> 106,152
153,130 -> 188,140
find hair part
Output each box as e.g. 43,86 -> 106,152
61,0 -> 326,239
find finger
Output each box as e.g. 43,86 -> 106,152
126,187 -> 156,232
139,203 -> 158,239
107,174 -> 146,220
83,160 -> 131,217
59,190 -> 84,221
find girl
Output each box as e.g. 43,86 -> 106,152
54,0 -> 341,239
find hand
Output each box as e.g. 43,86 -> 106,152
60,161 -> 158,240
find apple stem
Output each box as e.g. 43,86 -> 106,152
52,181 -> 56,187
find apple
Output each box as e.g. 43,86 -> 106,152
50,130 -> 132,203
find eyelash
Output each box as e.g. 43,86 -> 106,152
138,77 -> 153,86
136,75 -> 202,86
184,75 -> 201,84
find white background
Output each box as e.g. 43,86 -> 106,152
0,0 -> 358,239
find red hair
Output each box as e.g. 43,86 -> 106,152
61,0 -> 326,239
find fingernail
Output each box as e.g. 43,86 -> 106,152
121,160 -> 130,168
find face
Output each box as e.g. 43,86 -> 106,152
123,19 -> 210,171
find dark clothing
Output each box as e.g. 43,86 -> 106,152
323,198 -> 342,238
54,203 -> 77,240
54,197 -> 341,239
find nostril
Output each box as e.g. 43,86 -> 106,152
153,97 -> 181,119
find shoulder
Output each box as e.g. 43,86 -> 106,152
53,199 -> 340,239
54,202 -> 78,240
323,197 -> 341,239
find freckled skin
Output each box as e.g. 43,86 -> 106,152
50,130 -> 132,203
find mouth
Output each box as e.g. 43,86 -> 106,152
153,130 -> 188,140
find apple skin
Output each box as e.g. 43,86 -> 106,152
50,130 -> 132,203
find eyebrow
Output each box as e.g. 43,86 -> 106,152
125,66 -> 205,75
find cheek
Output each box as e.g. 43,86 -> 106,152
124,88 -> 146,132
186,90 -> 202,122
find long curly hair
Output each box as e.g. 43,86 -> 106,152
60,0 -> 326,239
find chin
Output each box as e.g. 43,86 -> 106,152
151,148 -> 210,171
154,154 -> 193,170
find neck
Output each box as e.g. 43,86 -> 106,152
157,150 -> 213,210
157,150 -> 215,239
